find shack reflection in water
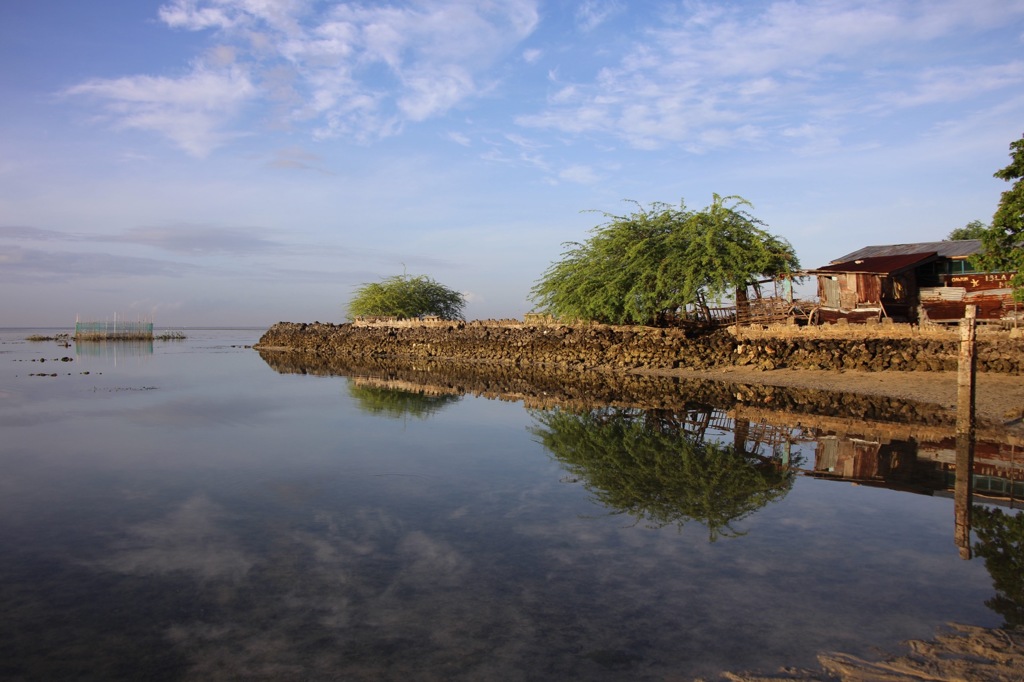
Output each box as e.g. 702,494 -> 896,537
806,432 -> 1023,504
326,355 -> 1024,611
339,360 -> 1024,650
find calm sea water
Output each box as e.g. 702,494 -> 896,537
0,328 -> 1015,681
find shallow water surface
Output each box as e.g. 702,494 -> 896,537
0,329 -> 1017,680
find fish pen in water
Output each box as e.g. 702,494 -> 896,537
74,316 -> 155,341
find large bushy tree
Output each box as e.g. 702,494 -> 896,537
346,273 -> 465,320
976,133 -> 1024,301
529,195 -> 799,325
529,405 -> 796,540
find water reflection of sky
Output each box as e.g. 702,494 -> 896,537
0,329 -> 1011,681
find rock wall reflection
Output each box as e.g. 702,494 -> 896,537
258,350 -> 1024,507
259,349 -> 1024,627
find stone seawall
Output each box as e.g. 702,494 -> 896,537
255,321 -> 1024,374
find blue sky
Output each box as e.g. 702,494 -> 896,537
2,0 -> 1023,327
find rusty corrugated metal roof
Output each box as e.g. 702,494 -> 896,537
808,252 -> 938,275
830,239 -> 981,263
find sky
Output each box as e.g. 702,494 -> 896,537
2,0 -> 1024,327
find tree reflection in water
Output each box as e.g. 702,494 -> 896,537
972,505 -> 1024,628
530,406 -> 800,541
346,381 -> 463,420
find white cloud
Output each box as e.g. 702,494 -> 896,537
70,0 -> 541,154
446,131 -> 471,146
158,0 -> 236,30
518,0 -> 1024,154
398,66 -> 475,121
111,224 -> 280,255
575,0 -> 622,32
65,66 -> 256,157
266,145 -> 332,172
558,164 -> 599,184
881,62 -> 1024,108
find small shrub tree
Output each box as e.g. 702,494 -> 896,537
946,220 -> 989,241
346,273 -> 465,320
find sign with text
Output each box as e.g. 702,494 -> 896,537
946,272 -> 1016,292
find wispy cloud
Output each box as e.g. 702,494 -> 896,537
65,0 -> 541,156
2,223 -> 281,256
0,226 -> 76,241
558,164 -> 600,184
64,66 -> 256,157
0,223 -> 287,282
522,48 -> 542,64
575,0 -> 622,32
518,0 -> 1024,153
266,146 -> 334,172
879,61 -> 1024,109
111,225 -> 280,255
445,131 -> 472,146
0,246 -> 196,282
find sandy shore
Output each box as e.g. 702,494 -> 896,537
709,623 -> 1024,682
642,366 -> 1024,432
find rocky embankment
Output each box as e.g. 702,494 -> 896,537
255,321 -> 1024,374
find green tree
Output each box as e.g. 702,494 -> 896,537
347,383 -> 462,420
972,505 -> 1024,628
346,273 -> 465,320
946,219 -> 989,241
530,406 -> 797,540
529,195 -> 799,325
975,133 -> 1024,301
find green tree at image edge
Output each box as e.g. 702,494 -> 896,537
976,133 -> 1024,301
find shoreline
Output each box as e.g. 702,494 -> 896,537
255,321 -> 1024,433
640,365 -> 1024,431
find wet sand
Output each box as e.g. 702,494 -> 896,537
708,623 -> 1024,682
643,366 -> 1024,432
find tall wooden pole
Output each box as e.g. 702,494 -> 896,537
954,304 -> 976,559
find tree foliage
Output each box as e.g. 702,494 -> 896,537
346,273 -> 465,320
529,195 -> 799,325
946,219 -> 989,241
347,384 -> 462,420
529,405 -> 797,541
971,505 -> 1024,628
976,133 -> 1024,301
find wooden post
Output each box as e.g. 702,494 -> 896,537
954,305 -> 976,559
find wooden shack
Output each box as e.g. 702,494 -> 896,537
805,240 -> 1019,324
